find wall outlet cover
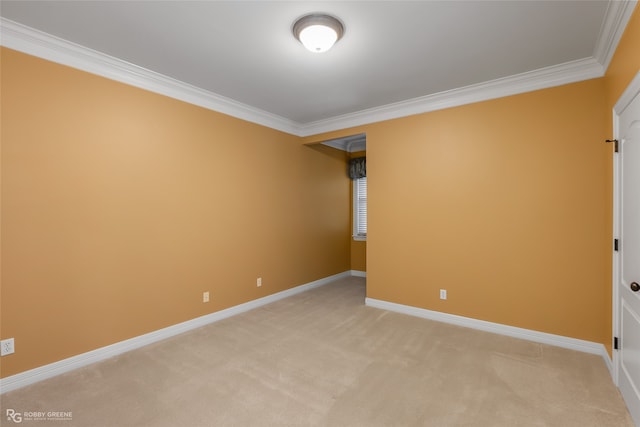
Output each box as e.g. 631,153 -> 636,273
1,338 -> 15,356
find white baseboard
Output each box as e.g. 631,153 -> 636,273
365,297 -> 611,368
0,271 -> 352,394
3,273 -> 611,395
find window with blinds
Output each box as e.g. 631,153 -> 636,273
353,176 -> 367,239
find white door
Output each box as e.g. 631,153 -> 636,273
616,71 -> 640,427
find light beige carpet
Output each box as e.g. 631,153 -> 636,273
0,276 -> 633,426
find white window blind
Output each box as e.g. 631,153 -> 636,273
354,177 -> 367,238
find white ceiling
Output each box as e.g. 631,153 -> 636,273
0,1 -> 636,136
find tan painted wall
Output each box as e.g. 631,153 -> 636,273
365,80 -> 609,343
350,240 -> 366,272
0,48 -> 350,377
308,82 -> 612,344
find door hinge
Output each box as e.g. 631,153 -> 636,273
614,239 -> 619,252
606,139 -> 619,153
614,337 -> 619,350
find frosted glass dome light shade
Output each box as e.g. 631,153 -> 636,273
299,25 -> 337,53
293,14 -> 344,53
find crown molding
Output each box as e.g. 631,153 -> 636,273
298,57 -> 604,136
593,0 -> 638,72
1,2 -> 635,139
319,133 -> 366,152
0,18 -> 301,136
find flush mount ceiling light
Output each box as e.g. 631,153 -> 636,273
293,13 -> 345,53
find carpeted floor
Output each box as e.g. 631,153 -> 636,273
0,276 -> 633,426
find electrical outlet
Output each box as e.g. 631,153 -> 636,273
440,289 -> 447,300
257,277 -> 262,287
203,291 -> 210,303
1,338 -> 15,356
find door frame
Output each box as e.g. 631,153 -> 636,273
612,70 -> 640,385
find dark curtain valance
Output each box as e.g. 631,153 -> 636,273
349,157 -> 366,180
